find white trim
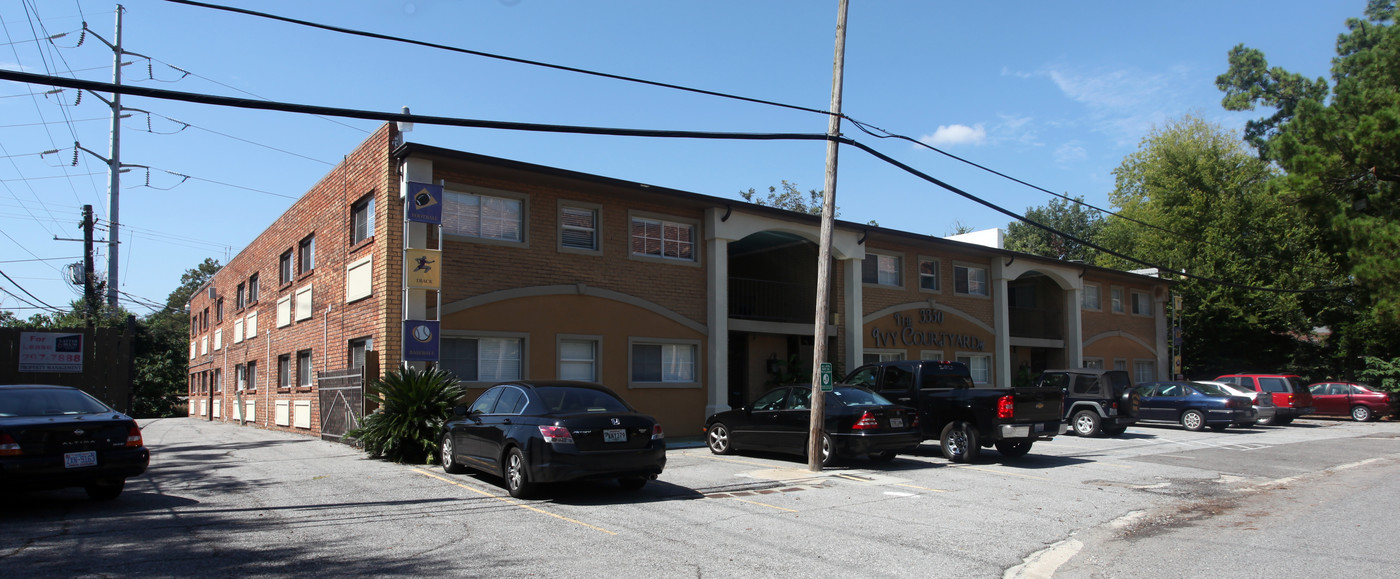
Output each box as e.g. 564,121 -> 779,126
953,261 -> 990,298
557,200 -> 603,256
917,256 -> 941,293
627,337 -> 702,389
556,334 -> 601,382
627,210 -> 701,266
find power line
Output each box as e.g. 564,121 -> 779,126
0,68 -> 1347,295
0,268 -> 63,312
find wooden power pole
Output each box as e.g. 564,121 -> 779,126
808,0 -> 849,472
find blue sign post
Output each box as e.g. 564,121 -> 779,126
406,181 -> 442,224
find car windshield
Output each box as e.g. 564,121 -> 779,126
535,386 -> 630,414
829,387 -> 892,407
0,387 -> 113,417
1190,382 -> 1231,397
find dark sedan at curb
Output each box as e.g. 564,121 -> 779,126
439,380 -> 666,498
0,384 -> 150,500
703,384 -> 922,465
1134,381 -> 1255,432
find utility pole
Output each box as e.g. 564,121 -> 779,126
105,4 -> 125,310
82,204 -> 97,322
808,0 -> 849,472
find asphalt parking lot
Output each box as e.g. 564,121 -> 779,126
4,416 -> 1399,577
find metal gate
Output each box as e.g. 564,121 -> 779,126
318,353 -> 377,443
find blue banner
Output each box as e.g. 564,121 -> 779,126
406,181 -> 442,225
402,320 -> 440,362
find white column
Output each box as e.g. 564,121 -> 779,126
991,261 -> 1011,388
843,257 -> 863,372
705,209 -> 730,415
400,159 -> 433,370
1065,287 -> 1083,367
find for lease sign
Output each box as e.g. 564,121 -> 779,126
18,332 -> 84,373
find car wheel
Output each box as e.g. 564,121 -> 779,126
618,477 -> 648,491
1209,424 -> 1229,433
994,440 -> 1033,458
84,477 -> 125,501
819,433 -> 835,467
706,423 -> 734,455
1072,410 -> 1101,437
1181,410 -> 1206,432
1102,426 -> 1128,437
504,447 -> 535,499
441,434 -> 467,474
869,450 -> 899,462
1352,405 -> 1374,422
939,421 -> 980,463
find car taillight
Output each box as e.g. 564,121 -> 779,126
852,411 -> 880,430
538,425 -> 574,444
911,414 -> 920,429
997,395 -> 1015,419
651,424 -> 664,440
1285,394 -> 1296,408
0,433 -> 20,456
126,423 -> 144,447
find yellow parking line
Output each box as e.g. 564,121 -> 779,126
953,465 -> 1050,481
894,483 -> 948,493
414,469 -> 616,536
728,497 -> 798,513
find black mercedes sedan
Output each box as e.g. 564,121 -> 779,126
440,380 -> 666,498
0,384 -> 150,500
703,385 -> 922,465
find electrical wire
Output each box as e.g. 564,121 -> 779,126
0,69 -> 1349,295
0,268 -> 63,311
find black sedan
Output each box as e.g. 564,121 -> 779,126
1134,381 -> 1256,432
703,384 -> 922,465
0,384 -> 150,500
439,380 -> 666,498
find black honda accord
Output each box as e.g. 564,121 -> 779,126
440,380 -> 666,498
0,384 -> 150,500
704,384 -> 922,465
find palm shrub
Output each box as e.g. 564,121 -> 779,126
347,366 -> 467,464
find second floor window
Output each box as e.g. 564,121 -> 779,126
444,190 -> 523,242
955,265 -> 988,296
298,235 -> 315,274
630,217 -> 694,261
862,253 -> 901,286
560,206 -> 598,250
351,194 -> 375,245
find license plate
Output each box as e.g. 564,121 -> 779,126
64,450 -> 97,469
890,418 -> 905,428
604,429 -> 627,443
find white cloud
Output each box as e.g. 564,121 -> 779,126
919,123 -> 987,147
1054,142 -> 1087,164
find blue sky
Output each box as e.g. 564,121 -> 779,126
0,0 -> 1363,316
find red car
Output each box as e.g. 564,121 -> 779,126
1307,382 -> 1395,422
1213,374 -> 1316,425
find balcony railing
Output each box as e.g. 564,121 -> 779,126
729,277 -> 818,323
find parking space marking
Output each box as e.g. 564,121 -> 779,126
725,497 -> 798,513
950,465 -> 1051,481
413,469 -> 617,536
695,454 -> 789,469
893,483 -> 948,493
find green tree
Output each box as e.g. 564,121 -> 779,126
740,180 -> 839,217
348,366 -> 467,464
1216,0 -> 1400,373
133,257 -> 222,417
1005,196 -> 1105,261
1098,114 -> 1330,376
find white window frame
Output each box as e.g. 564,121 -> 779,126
297,350 -> 313,388
1111,286 -> 1124,314
345,256 -> 373,303
1113,358 -> 1128,372
295,285 -> 313,322
277,354 -> 291,389
350,193 -> 375,246
861,251 -> 903,288
1082,357 -> 1105,369
245,311 -> 258,339
558,201 -> 602,255
277,295 -> 293,328
919,350 -> 945,362
293,400 -> 312,429
954,263 -> 989,297
440,333 -> 528,385
1130,290 -> 1152,316
628,211 -> 699,265
862,350 -> 906,365
274,400 -> 290,427
442,185 -> 527,245
213,329 -> 222,351
557,335 -> 601,382
628,338 -> 701,388
956,353 -> 992,385
917,256 -> 940,293
1082,284 -> 1102,311
1133,359 -> 1156,383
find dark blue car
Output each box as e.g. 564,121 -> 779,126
1134,381 -> 1255,432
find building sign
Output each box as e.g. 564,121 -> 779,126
405,181 -> 442,224
404,249 -> 442,289
402,320 -> 440,362
869,310 -> 986,351
18,332 -> 84,372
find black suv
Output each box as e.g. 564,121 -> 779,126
1034,369 -> 1137,437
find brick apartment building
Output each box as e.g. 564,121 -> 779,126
185,123 -> 1172,439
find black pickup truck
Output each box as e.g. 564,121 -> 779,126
844,360 -> 1065,462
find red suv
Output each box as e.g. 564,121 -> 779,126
1307,382 -> 1395,422
1213,374 -> 1316,425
